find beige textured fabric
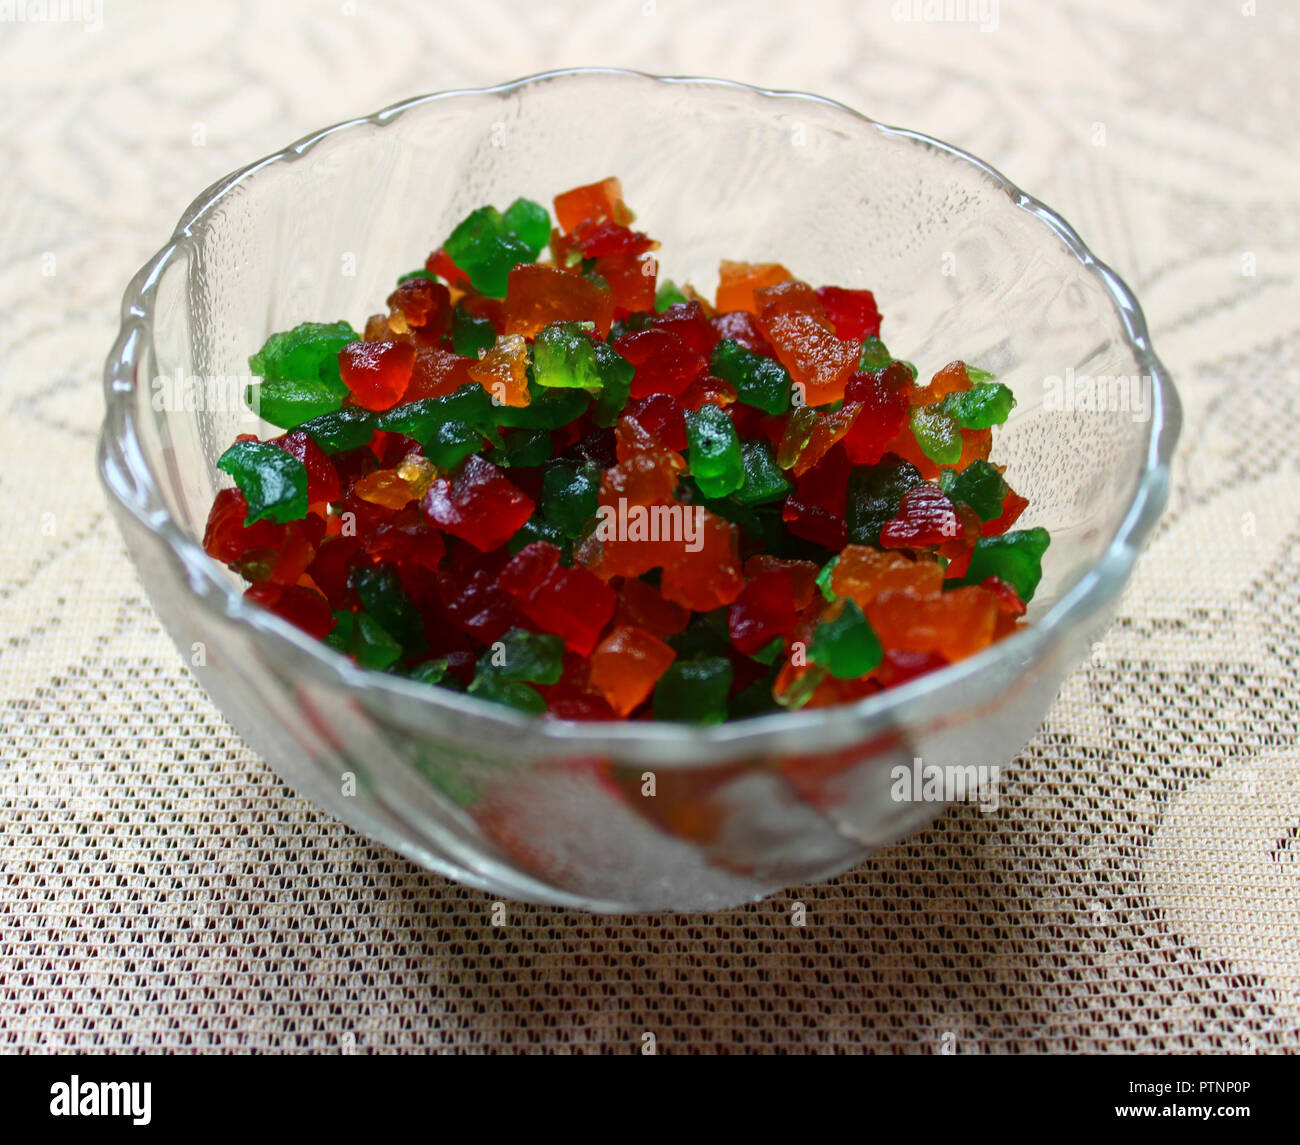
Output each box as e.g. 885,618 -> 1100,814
2,0 -> 1298,1053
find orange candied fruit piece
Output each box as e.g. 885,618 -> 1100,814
754,281 -> 861,407
832,546 -> 945,607
501,263 -> 615,339
715,260 -> 793,315
468,332 -> 531,407
354,469 -> 416,510
659,509 -> 744,612
865,585 -> 999,663
588,625 -> 677,716
915,360 -> 972,407
554,177 -> 633,234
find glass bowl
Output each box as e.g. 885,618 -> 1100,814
98,68 -> 1179,912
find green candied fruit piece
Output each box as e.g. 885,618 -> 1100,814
734,439 -> 792,506
508,514 -> 569,557
965,366 -> 996,384
348,565 -> 427,657
248,320 -> 359,388
494,381 -> 590,430
816,555 -> 839,601
776,405 -> 818,470
418,419 -> 483,470
685,404 -> 745,498
377,385 -> 495,439
589,341 -> 635,426
957,527 -> 1051,603
666,609 -> 732,661
491,627 -> 565,685
652,656 -> 734,725
859,336 -> 892,370
940,459 -> 1011,522
846,455 -> 924,545
500,197 -> 552,258
217,440 -> 308,525
396,269 -> 438,286
909,404 -> 963,465
468,668 -> 547,714
709,338 -> 792,415
654,279 -> 689,313
494,427 -> 551,469
247,377 -> 345,430
609,311 -> 654,341
351,612 -> 404,671
774,663 -> 827,711
540,458 -> 602,540
808,600 -> 883,680
533,321 -> 602,391
407,657 -> 450,685
450,304 -> 499,359
296,405 -> 377,454
942,381 -> 1016,429
729,665 -> 781,720
751,637 -> 785,666
442,206 -> 534,298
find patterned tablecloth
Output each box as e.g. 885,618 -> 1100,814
1,0 -> 1297,1053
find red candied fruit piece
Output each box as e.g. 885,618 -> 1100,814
272,430 -> 340,504
710,309 -> 775,357
425,247 -> 471,290
728,568 -> 798,655
625,393 -> 688,452
653,302 -> 721,357
387,276 -> 453,338
680,375 -> 738,412
570,219 -> 655,257
982,575 -> 1027,617
501,263 -> 615,339
438,546 -> 529,645
615,329 -> 707,398
408,345 -> 475,401
306,534 -> 366,609
339,340 -> 415,411
815,286 -> 882,341
743,554 -> 819,610
500,542 -> 617,656
370,503 -> 447,571
983,488 -> 1028,537
203,487 -> 281,564
245,582 -> 336,640
782,444 -> 851,550
873,649 -> 949,688
420,454 -> 534,551
841,361 -> 914,466
613,577 -> 690,639
595,251 -> 656,316
879,484 -> 962,549
554,177 -> 631,234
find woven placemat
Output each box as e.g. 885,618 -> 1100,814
2,0 -> 1297,1053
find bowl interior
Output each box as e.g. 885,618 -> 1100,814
132,70 -> 1159,725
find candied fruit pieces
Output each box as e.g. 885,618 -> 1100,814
202,177 -> 1046,720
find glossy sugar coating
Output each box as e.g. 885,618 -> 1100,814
205,178 -> 1048,722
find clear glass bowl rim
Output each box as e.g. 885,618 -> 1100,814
97,66 -> 1180,759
